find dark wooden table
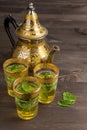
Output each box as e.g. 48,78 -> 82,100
0,0 -> 87,130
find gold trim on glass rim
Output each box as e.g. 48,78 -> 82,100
3,58 -> 29,77
34,63 -> 59,83
13,76 -> 41,99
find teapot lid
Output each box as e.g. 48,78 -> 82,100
17,3 -> 48,40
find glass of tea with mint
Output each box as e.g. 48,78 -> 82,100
34,63 -> 59,104
3,58 -> 29,97
13,76 -> 41,120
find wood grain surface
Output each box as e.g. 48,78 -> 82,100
0,0 -> 87,130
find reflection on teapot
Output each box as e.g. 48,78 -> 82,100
4,3 -> 60,71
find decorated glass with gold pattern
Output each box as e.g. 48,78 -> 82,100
3,58 -> 29,97
34,63 -> 59,104
13,76 -> 41,120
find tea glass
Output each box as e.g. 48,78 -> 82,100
34,63 -> 59,104
3,58 -> 29,97
13,76 -> 41,120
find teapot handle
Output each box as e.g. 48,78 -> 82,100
4,15 -> 18,47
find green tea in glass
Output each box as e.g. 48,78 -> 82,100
13,76 -> 41,120
34,63 -> 59,104
3,58 -> 29,97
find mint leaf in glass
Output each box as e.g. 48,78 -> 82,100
5,75 -> 16,87
16,83 -> 26,93
38,71 -> 56,79
15,96 -> 39,111
39,91 -> 48,100
42,82 -> 57,92
16,81 -> 38,94
21,81 -> 37,93
6,64 -> 26,73
15,97 -> 32,111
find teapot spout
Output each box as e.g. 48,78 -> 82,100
46,45 -> 60,63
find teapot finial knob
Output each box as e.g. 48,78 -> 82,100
17,2 -> 48,40
29,3 -> 34,10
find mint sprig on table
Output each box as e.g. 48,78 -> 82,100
58,92 -> 76,107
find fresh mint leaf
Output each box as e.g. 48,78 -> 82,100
57,92 -> 76,107
63,92 -> 76,104
58,100 -> 71,107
